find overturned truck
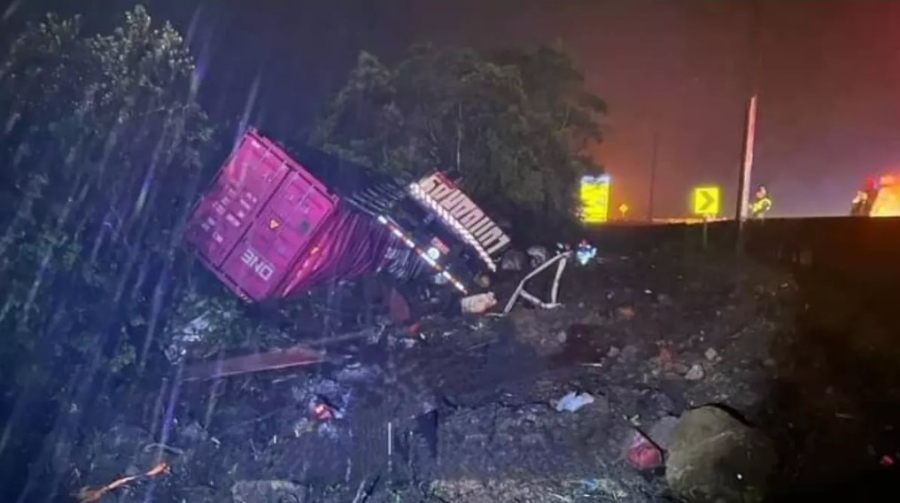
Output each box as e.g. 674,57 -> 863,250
185,128 -> 510,319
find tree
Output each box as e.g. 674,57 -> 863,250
0,6 -> 212,392
0,8 -> 229,500
310,43 -> 606,226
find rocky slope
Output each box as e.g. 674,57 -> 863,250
57,240 -> 900,502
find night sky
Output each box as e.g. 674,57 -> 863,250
5,1 -> 900,218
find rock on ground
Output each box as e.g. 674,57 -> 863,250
647,415 -> 680,450
666,406 -> 777,503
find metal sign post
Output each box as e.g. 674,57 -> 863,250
702,215 -> 710,249
691,186 -> 720,250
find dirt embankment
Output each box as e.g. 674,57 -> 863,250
51,241 -> 900,502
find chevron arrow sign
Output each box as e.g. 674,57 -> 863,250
691,186 -> 720,216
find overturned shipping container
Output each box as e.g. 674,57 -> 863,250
186,128 -> 508,305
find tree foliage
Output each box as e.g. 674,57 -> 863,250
0,6 -> 212,390
311,43 -> 606,222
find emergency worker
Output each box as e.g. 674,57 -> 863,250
850,176 -> 878,216
749,184 -> 772,219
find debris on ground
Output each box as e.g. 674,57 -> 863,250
77,462 -> 168,503
164,305 -> 240,364
500,248 -> 526,271
555,391 -> 595,412
626,429 -> 663,470
461,292 -> 498,314
231,480 -> 307,503
62,239 -> 875,503
616,305 -> 636,321
684,363 -> 706,381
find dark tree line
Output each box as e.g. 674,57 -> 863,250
0,7 -> 211,388
311,43 -> 606,222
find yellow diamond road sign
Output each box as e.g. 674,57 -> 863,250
692,186 -> 720,215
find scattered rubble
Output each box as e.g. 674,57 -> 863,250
231,480 -> 307,503
500,248 -> 526,271
685,363 -> 706,381
428,478 -> 564,503
615,305 -> 636,321
60,241 -> 832,503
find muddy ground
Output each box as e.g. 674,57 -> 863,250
55,237 -> 900,502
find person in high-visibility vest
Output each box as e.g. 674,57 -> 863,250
850,176 -> 878,216
749,184 -> 772,218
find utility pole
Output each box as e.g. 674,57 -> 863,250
648,127 -> 659,222
736,97 -> 758,226
736,2 -> 762,251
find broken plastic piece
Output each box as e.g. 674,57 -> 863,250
555,391 -> 595,412
626,430 -> 663,470
77,462 -> 168,503
461,292 -> 497,314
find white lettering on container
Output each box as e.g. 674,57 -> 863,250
241,247 -> 275,281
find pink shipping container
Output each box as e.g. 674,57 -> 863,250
186,129 -> 340,301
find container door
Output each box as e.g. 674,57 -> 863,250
220,169 -> 337,301
187,133 -> 289,267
